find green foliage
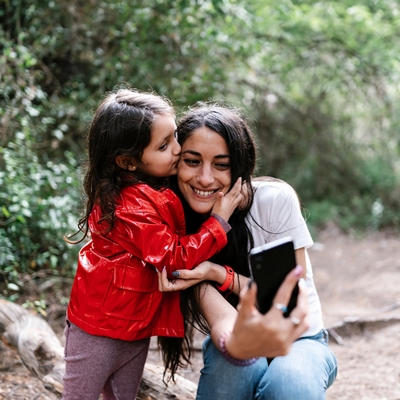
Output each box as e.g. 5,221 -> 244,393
22,298 -> 47,317
228,0 -> 400,231
0,120 -> 81,291
1,0 -> 400,288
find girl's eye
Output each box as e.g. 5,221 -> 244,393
159,143 -> 168,151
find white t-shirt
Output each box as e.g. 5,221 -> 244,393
245,179 -> 324,336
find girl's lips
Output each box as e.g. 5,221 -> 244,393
191,186 -> 218,197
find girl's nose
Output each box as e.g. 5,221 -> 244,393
173,141 -> 181,156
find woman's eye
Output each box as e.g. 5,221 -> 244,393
215,163 -> 230,170
183,158 -> 200,166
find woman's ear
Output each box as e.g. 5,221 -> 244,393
115,156 -> 137,171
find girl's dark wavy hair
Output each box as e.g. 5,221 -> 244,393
64,87 -> 190,382
65,87 -> 174,242
173,103 -> 258,341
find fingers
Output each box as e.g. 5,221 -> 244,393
231,177 -> 243,200
232,177 -> 242,191
171,268 -> 201,280
173,278 -> 200,290
173,269 -> 198,279
271,265 -> 303,312
292,278 -> 309,321
156,266 -> 169,291
211,177 -> 244,221
219,177 -> 242,199
280,277 -> 309,337
156,266 -> 162,290
157,266 -> 204,292
156,268 -> 162,291
238,180 -> 248,210
236,280 -> 257,317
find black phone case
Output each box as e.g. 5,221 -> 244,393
249,236 -> 298,317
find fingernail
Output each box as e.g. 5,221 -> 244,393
294,265 -> 303,277
247,278 -> 253,289
172,271 -> 180,277
154,267 -> 158,272
299,278 -> 306,288
162,266 -> 166,271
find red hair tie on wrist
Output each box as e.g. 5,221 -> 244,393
217,265 -> 234,292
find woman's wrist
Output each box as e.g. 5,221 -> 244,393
216,266 -> 234,293
219,331 -> 259,366
209,263 -> 227,286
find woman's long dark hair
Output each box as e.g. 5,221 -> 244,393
177,103 -> 257,276
173,103 -> 258,346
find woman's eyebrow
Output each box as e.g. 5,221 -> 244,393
181,150 -> 230,159
181,150 -> 201,156
214,154 -> 231,159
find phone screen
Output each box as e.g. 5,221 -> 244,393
249,236 -> 298,316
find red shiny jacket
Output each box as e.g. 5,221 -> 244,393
67,183 -> 227,341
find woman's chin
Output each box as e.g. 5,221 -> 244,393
186,200 -> 214,216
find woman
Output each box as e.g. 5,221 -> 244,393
159,103 -> 337,399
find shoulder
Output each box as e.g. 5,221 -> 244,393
248,177 -> 312,248
251,177 -> 300,207
119,184 -> 178,209
115,184 -> 184,227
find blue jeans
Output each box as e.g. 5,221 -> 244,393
196,329 -> 337,400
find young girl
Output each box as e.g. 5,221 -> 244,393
63,89 -> 242,400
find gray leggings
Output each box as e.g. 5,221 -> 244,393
62,320 -> 150,400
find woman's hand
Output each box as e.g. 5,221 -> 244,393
156,261 -> 223,292
212,177 -> 244,222
157,261 -> 250,296
224,266 -> 309,359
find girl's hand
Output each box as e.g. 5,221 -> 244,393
211,177 -> 244,222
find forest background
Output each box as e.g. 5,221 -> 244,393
1,0 -> 400,329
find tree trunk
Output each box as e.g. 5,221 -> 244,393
0,299 -> 197,399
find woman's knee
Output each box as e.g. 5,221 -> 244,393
197,337 -> 268,400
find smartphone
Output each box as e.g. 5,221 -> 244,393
249,236 -> 298,317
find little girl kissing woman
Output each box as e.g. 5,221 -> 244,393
63,88 -> 242,400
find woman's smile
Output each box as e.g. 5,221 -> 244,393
192,187 -> 219,197
177,126 -> 232,215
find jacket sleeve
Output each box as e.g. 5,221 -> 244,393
112,196 -> 228,276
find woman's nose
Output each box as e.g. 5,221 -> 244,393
196,165 -> 214,186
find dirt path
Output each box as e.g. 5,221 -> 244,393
1,227 -> 399,399
310,226 -> 400,399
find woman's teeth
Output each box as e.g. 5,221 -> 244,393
193,188 -> 215,197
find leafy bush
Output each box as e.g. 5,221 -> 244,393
1,0 -> 400,297
0,122 -> 81,294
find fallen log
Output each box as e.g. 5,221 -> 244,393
0,298 -> 65,395
327,314 -> 400,345
0,299 -> 197,399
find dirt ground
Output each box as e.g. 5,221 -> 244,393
1,225 -> 399,399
